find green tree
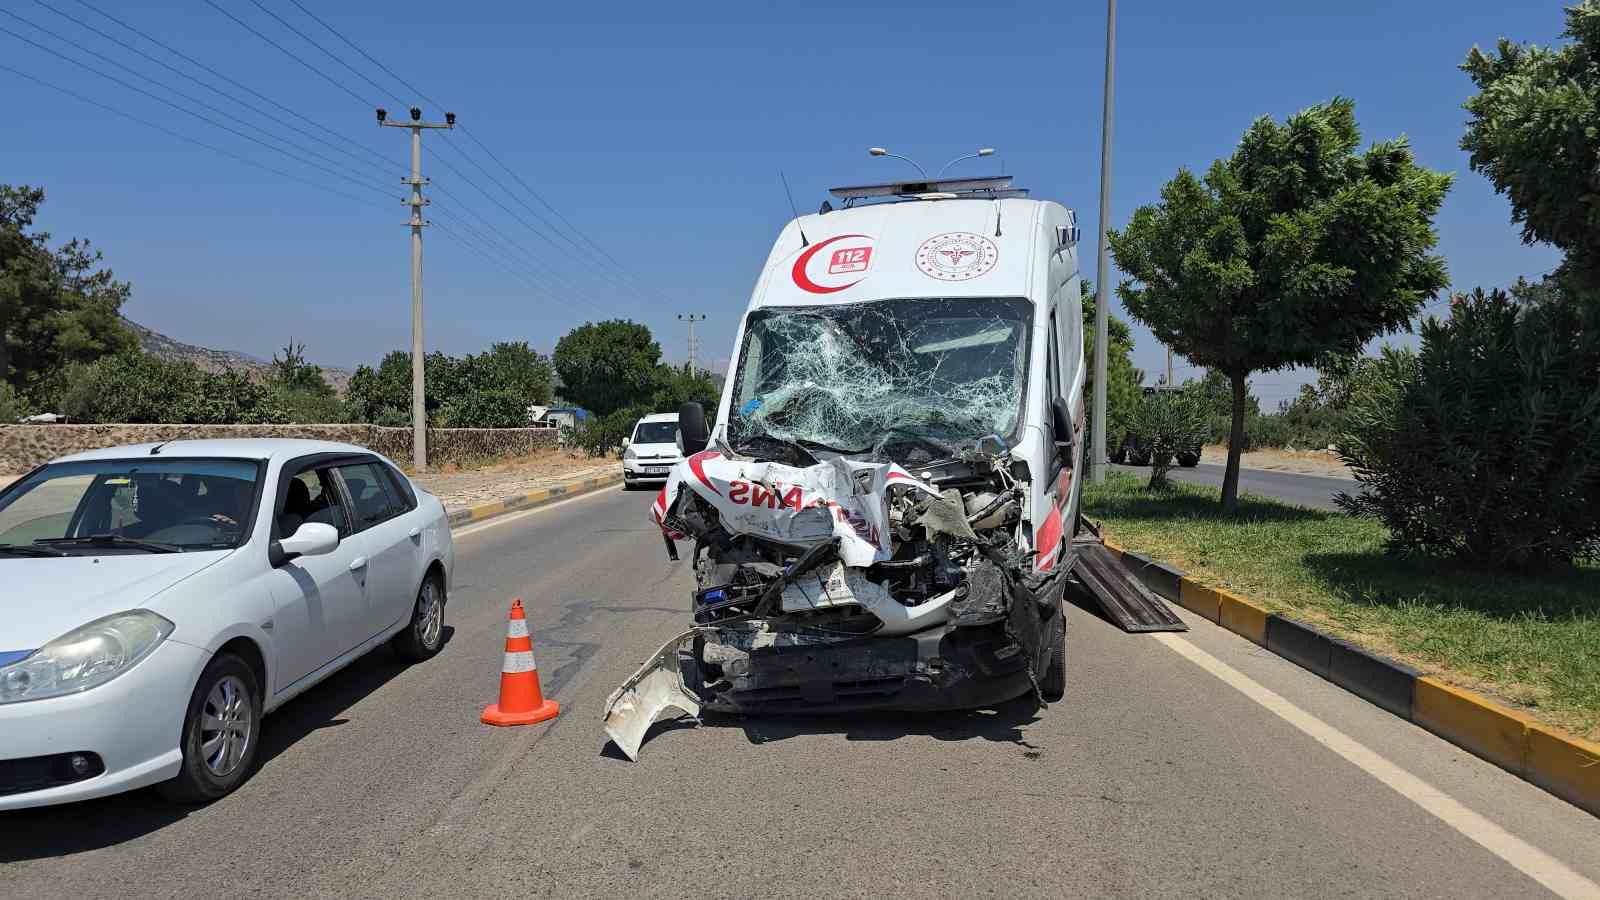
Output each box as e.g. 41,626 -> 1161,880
1108,98 -> 1452,511
552,320 -> 661,416
476,341 -> 553,405
59,352 -> 285,424
651,363 -> 720,413
1081,281 -> 1142,454
345,351 -> 413,425
269,338 -> 334,397
1461,2 -> 1600,285
0,184 -> 137,406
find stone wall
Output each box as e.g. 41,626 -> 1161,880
0,424 -> 558,472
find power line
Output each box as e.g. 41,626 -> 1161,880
456,125 -> 649,282
66,0 -> 395,171
0,62 -> 377,205
201,0 -> 374,108
0,16 -> 393,198
23,1 -> 391,190
283,0 -> 444,113
258,0 -> 677,305
242,0 -> 395,106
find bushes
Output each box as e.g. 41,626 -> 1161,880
60,352 -> 288,424
438,390 -> 529,428
1128,391 -> 1208,486
0,381 -> 21,422
566,405 -> 647,457
1337,285 -> 1600,570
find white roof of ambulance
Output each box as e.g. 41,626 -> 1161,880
747,196 -> 1065,308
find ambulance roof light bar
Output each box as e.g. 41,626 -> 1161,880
829,176 -> 1020,208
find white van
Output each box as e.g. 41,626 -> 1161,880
607,176 -> 1085,757
621,412 -> 682,486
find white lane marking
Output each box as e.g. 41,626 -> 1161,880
451,485 -> 618,539
1152,633 -> 1600,900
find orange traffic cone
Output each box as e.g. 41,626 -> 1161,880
481,599 -> 560,726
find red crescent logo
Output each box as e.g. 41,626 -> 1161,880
792,233 -> 871,294
687,449 -> 722,496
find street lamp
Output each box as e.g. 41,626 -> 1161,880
936,148 -> 995,177
867,147 -> 929,179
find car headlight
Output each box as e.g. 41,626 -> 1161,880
0,610 -> 174,704
623,447 -> 637,460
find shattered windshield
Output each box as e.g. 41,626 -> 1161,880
727,297 -> 1032,459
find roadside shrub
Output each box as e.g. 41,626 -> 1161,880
0,381 -> 21,422
438,390 -> 529,428
58,352 -> 286,424
1337,286 -> 1600,570
274,386 -> 348,424
1128,392 -> 1208,487
567,405 -> 648,457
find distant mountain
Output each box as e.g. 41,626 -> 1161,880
123,318 -> 352,395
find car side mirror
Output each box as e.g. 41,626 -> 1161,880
621,437 -> 631,449
270,522 -> 340,567
677,402 -> 709,455
1051,397 -> 1075,465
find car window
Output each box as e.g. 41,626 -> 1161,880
381,463 -> 417,512
0,459 -> 260,553
277,468 -> 349,538
632,421 -> 679,444
336,462 -> 399,531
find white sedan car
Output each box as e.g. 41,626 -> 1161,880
0,439 -> 453,808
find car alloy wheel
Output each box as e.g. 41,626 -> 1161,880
200,674 -> 254,778
417,579 -> 443,650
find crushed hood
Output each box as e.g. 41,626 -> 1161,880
650,450 -> 938,566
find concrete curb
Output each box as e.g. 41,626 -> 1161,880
444,471 -> 626,528
1102,538 -> 1600,818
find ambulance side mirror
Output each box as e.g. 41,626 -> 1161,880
1051,397 -> 1075,464
678,402 -> 709,455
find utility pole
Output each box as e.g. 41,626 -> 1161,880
1091,0 -> 1117,485
1167,347 -> 1174,390
678,313 -> 706,373
379,106 -> 454,470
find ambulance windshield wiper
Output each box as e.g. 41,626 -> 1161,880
735,433 -> 820,467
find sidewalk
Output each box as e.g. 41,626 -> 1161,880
414,460 -> 617,514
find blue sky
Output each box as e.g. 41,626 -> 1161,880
4,0 -> 1566,406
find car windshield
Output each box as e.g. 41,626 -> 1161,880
727,297 -> 1032,459
0,458 -> 261,555
633,421 -> 679,444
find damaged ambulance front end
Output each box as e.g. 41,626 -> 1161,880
604,295 -> 1072,760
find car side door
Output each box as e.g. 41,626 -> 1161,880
332,460 -> 421,634
261,461 -> 370,694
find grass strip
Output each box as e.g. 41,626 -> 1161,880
1083,472 -> 1600,739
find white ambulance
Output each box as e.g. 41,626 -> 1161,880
607,176 -> 1086,757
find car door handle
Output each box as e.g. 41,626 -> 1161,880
348,556 -> 368,572
408,526 -> 421,539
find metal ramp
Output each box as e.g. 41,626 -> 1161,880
1068,533 -> 1188,633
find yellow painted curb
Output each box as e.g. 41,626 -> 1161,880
1217,590 -> 1268,646
1526,723 -> 1600,817
1413,677 -> 1534,776
470,500 -> 507,521
1176,581 -> 1221,623
453,472 -> 625,526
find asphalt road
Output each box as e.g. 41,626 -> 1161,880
1113,461 -> 1353,510
4,487 -> 1598,898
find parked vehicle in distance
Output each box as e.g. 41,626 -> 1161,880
621,413 -> 682,487
0,439 -> 453,809
1110,386 -> 1201,468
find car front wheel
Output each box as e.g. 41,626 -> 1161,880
159,652 -> 261,804
391,574 -> 446,661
